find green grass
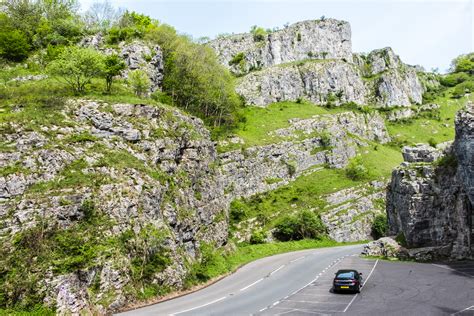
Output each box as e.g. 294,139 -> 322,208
185,238 -> 366,286
222,101 -> 347,149
387,90 -> 473,146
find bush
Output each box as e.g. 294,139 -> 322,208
395,232 -> 407,247
250,25 -> 267,42
371,214 -> 388,239
103,54 -> 126,93
249,230 -> 266,244
47,46 -> 104,94
273,210 -> 326,241
0,30 -> 30,62
128,69 -> 150,97
229,52 -> 245,66
452,81 -> 474,98
440,72 -> 470,87
452,53 -> 474,74
345,158 -> 369,181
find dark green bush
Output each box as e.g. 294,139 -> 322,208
440,72 -> 470,87
229,52 -> 245,66
371,214 -> 388,239
249,230 -> 266,244
345,158 -> 369,181
0,30 -> 30,62
452,81 -> 474,98
250,26 -> 267,42
273,210 -> 326,241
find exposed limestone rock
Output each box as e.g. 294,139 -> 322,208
0,100 -> 227,313
387,108 -> 416,122
236,60 -> 366,107
321,181 -> 386,242
120,42 -> 164,92
401,144 -> 443,163
371,68 -> 423,107
387,104 -> 474,260
362,237 -> 401,257
209,19 -> 353,76
366,47 -> 401,76
220,111 -> 390,200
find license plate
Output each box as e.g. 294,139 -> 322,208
340,286 -> 349,289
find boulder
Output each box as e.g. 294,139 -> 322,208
362,237 -> 401,257
401,144 -> 442,163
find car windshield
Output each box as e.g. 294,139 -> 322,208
336,272 -> 355,279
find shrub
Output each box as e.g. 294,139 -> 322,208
0,30 -> 30,62
250,25 -> 267,42
452,53 -> 474,74
273,210 -> 326,241
371,214 -> 388,239
229,52 -> 245,66
102,54 -> 126,93
128,69 -> 150,97
452,81 -> 474,98
286,161 -> 297,177
428,138 -> 437,148
345,158 -> 369,181
47,46 -> 104,94
440,72 -> 470,87
249,230 -> 266,244
229,200 -> 248,224
319,132 -> 332,148
395,232 -> 407,247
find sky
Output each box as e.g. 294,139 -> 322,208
79,0 -> 473,72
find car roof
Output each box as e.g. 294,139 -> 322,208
336,269 -> 359,274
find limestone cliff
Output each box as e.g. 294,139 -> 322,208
386,103 -> 474,260
211,19 -> 425,108
208,18 -> 353,76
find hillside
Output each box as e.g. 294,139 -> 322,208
1,2 -> 474,314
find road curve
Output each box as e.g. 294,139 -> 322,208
117,244 -> 364,316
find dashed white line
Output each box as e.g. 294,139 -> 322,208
290,256 -> 305,263
270,265 -> 285,276
171,296 -> 227,315
239,278 -> 263,291
342,259 -> 379,313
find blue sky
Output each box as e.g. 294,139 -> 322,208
80,0 -> 473,72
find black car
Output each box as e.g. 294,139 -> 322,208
333,269 -> 363,293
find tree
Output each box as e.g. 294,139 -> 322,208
128,69 -> 150,97
84,0 -> 122,31
102,54 -> 125,93
47,46 -> 104,94
273,210 -> 326,241
371,214 -> 388,239
0,30 -> 31,61
452,53 -> 474,75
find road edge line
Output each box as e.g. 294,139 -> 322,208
342,258 -> 379,313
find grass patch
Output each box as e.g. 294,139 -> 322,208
185,238 -> 365,286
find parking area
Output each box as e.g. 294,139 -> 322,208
259,255 -> 377,315
259,256 -> 474,316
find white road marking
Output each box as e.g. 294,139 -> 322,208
450,305 -> 474,315
290,256 -> 305,263
432,264 -> 474,278
270,265 -> 285,276
239,278 -> 263,291
171,296 -> 227,315
342,259 -> 379,313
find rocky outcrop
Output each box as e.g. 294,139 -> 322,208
386,103 -> 473,260
362,237 -> 401,257
0,100 -> 227,313
209,19 -> 353,76
220,111 -> 390,199
236,60 -> 367,107
321,181 -> 387,242
212,22 -> 424,108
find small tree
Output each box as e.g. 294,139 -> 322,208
47,46 -> 104,94
128,69 -> 150,97
0,30 -> 30,62
103,54 -> 125,93
371,214 -> 388,239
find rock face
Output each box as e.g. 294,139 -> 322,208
0,100 -> 227,313
387,104 -> 474,260
321,181 -> 387,242
211,22 -> 425,108
209,18 -> 353,76
220,111 -> 390,199
236,60 -> 367,107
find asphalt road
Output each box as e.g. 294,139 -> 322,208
117,244 -> 364,316
118,245 -> 474,316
